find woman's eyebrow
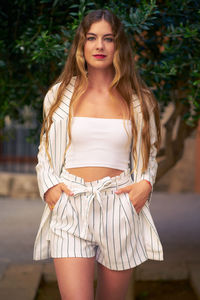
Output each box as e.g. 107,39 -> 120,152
86,33 -> 114,37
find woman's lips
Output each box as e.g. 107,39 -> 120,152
93,55 -> 106,59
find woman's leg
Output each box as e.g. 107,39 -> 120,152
95,262 -> 134,300
54,256 -> 96,300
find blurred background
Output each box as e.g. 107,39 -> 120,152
0,0 -> 199,299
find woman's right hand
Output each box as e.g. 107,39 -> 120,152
44,183 -> 74,211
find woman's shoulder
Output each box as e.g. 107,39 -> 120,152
43,76 -> 76,116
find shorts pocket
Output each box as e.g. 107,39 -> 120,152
124,192 -> 140,218
50,193 -> 68,226
50,193 -> 79,238
118,192 -> 139,225
53,194 -> 62,211
118,192 -> 142,247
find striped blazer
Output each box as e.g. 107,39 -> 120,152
33,75 -> 163,261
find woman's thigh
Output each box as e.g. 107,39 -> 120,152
95,262 -> 134,300
54,256 -> 95,300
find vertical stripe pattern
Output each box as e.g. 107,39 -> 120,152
33,75 -> 164,268
33,168 -> 164,270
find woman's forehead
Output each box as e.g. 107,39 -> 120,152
87,20 -> 113,35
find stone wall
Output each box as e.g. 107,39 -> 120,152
0,172 -> 40,199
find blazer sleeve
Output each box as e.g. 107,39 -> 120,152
35,87 -> 62,202
137,107 -> 158,187
130,102 -> 158,205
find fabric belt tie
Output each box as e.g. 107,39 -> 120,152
72,176 -> 113,239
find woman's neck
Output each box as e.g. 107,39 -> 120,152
87,68 -> 115,92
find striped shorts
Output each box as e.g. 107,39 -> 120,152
47,168 -> 149,270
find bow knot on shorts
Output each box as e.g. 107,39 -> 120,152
72,177 -> 113,240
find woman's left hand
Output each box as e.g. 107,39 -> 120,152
114,180 -> 152,214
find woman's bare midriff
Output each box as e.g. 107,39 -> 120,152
65,167 -> 124,182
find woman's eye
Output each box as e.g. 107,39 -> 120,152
105,38 -> 113,42
87,37 -> 95,41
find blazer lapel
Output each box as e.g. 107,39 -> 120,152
50,76 -> 76,176
52,76 -> 76,122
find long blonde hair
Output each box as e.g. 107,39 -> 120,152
41,9 -> 161,174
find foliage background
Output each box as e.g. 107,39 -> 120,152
0,0 -> 199,144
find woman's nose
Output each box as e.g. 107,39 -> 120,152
96,38 -> 104,50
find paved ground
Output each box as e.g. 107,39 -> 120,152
0,192 -> 200,298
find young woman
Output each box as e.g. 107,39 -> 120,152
33,9 -> 163,300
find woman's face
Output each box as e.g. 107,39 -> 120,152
84,19 -> 115,71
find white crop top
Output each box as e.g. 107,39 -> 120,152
64,117 -> 132,170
